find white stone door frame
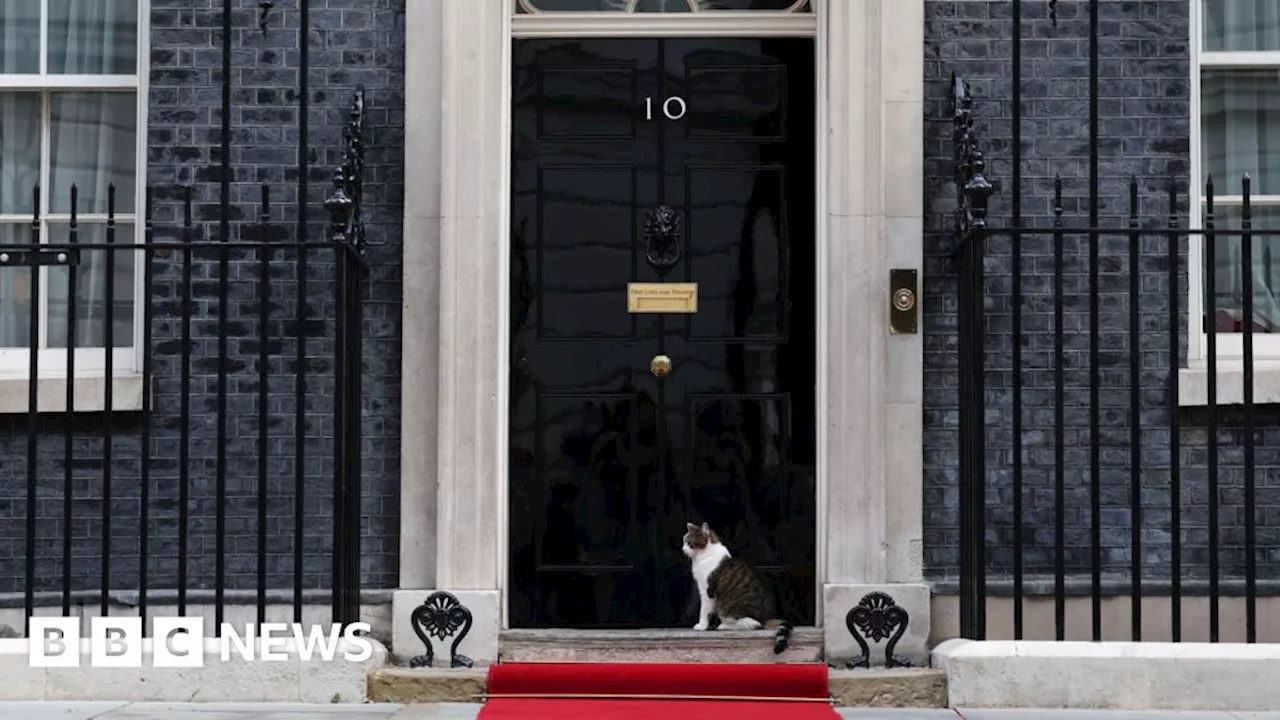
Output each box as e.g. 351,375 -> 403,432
506,8 -> 825,631
398,0 -> 928,664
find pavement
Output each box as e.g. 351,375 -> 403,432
4,705 -> 1280,720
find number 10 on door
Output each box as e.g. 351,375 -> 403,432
645,96 -> 687,121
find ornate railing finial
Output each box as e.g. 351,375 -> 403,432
324,88 -> 367,253
951,73 -> 995,252
1049,0 -> 1058,26
258,0 -> 273,34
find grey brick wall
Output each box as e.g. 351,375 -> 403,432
0,0 -> 404,598
918,0 -> 1269,592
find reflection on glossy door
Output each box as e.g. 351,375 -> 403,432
509,37 -> 816,628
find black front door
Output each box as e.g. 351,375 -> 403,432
509,37 -> 816,629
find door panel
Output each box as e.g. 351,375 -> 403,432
510,39 -> 661,628
537,69 -> 639,140
684,165 -> 787,340
510,37 -> 815,629
660,38 -> 817,627
536,166 -> 639,339
684,66 -> 787,140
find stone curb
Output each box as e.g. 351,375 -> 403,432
934,639 -> 1280,710
366,666 -> 948,707
0,637 -> 388,703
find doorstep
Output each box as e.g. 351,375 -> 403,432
497,627 -> 824,663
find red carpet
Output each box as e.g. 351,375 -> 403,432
478,662 -> 840,719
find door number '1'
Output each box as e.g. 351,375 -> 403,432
645,96 -> 687,121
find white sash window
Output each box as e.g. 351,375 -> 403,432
0,0 -> 145,376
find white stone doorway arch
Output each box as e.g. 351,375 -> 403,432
394,0 -> 928,665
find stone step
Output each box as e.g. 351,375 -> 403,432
368,668 -> 488,705
365,666 -> 948,708
497,627 -> 825,664
829,668 -> 947,708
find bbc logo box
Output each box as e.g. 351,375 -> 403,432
29,617 -> 206,668
28,616 -> 374,668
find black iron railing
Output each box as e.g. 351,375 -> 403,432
0,0 -> 371,636
0,176 -> 367,635
948,0 -> 1242,645
326,87 -> 368,629
953,58 -> 1280,642
952,73 -> 992,642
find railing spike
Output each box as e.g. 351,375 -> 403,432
259,0 -> 273,34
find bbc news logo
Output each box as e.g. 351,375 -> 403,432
28,617 -> 374,667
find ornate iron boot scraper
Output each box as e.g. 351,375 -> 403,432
845,591 -> 912,669
409,591 -> 475,669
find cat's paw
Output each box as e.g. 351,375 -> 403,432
692,622 -> 708,631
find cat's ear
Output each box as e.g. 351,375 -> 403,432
686,522 -> 698,532
700,522 -> 711,534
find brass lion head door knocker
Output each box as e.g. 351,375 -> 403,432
643,205 -> 681,276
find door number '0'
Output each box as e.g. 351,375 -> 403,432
645,96 -> 687,121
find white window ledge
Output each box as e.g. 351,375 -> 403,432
1179,361 -> 1280,406
0,374 -> 147,415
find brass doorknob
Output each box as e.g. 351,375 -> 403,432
650,354 -> 672,378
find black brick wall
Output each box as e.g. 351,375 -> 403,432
0,0 -> 404,598
924,0 -> 1280,593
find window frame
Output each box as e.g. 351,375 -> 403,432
1189,0 -> 1280,362
514,0 -> 811,12
0,0 -> 148,380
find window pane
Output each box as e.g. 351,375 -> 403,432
516,0 -> 632,10
45,222 -> 135,349
631,0 -> 692,9
0,0 -> 40,73
690,0 -> 809,8
47,0 -> 137,74
50,92 -> 137,215
1207,205 -> 1280,334
1204,0 -> 1280,52
0,92 -> 41,215
1202,69 -> 1280,195
0,223 -> 34,348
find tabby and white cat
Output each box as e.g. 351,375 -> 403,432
681,521 -> 793,654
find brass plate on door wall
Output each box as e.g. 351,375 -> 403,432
627,282 -> 698,313
889,268 -> 918,334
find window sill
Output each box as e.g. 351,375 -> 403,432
1178,361 -> 1280,407
0,374 -> 147,415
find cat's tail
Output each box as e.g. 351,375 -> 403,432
764,619 -> 793,654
